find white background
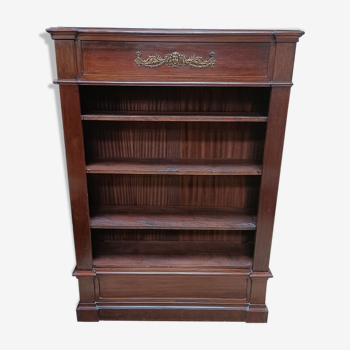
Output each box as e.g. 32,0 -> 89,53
1,1 -> 349,349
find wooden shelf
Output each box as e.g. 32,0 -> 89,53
93,241 -> 254,269
90,206 -> 257,230
82,111 -> 267,122
86,158 -> 262,175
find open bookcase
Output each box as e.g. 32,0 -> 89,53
48,27 -> 303,322
83,86 -> 266,272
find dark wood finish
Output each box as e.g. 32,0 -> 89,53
48,27 -> 303,42
273,44 -> 297,82
82,112 -> 267,122
48,27 -> 303,322
87,174 -> 261,208
89,206 -> 257,230
48,28 -> 303,85
86,158 -> 262,175
97,306 -> 248,322
76,302 -> 99,322
54,41 -> 77,79
83,121 -> 266,160
93,241 -> 253,269
98,273 -> 248,299
56,79 -> 292,87
253,87 -> 291,271
79,86 -> 270,116
246,270 -> 272,323
91,229 -> 255,242
81,41 -> 271,82
59,85 -> 92,269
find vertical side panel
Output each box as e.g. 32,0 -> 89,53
60,85 -> 92,269
253,87 -> 291,271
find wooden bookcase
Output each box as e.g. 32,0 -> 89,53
47,27 -> 303,322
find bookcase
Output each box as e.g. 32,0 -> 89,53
47,27 -> 303,322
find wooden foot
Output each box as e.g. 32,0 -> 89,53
76,303 -> 99,322
246,304 -> 268,323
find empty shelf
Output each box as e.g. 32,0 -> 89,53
93,241 -> 254,269
90,206 -> 257,230
86,158 -> 262,175
82,111 -> 267,122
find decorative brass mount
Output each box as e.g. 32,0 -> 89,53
134,51 -> 216,68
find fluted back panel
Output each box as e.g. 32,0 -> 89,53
80,86 -> 270,114
84,122 -> 266,160
87,174 -> 260,208
92,229 -> 255,243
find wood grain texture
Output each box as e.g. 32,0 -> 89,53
83,121 -> 266,160
48,27 -> 303,322
54,40 -> 77,79
93,241 -> 253,269
86,158 -> 262,175
87,174 -> 260,208
273,43 -> 297,82
81,41 -> 271,82
98,272 -> 248,298
250,279 -> 268,304
246,275 -> 270,323
180,123 -> 265,159
46,27 -> 77,40
274,31 -> 304,42
253,87 -> 291,271
59,85 -> 92,269
246,306 -> 268,323
76,303 -> 99,322
58,80 -> 291,87
98,307 -> 247,322
82,111 -> 267,122
78,278 -> 95,302
92,229 -> 255,242
48,27 -> 304,43
80,86 -> 270,115
89,206 -> 257,230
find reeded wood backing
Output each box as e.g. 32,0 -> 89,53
83,121 -> 266,160
87,174 -> 261,208
92,229 -> 255,242
80,86 -> 271,114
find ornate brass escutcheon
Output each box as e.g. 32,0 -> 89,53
134,51 -> 216,68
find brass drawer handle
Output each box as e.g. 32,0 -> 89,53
135,51 -> 216,68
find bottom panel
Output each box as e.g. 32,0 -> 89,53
76,302 -> 268,322
74,268 -> 272,323
98,274 -> 248,299
98,305 -> 248,322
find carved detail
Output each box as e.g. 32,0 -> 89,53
134,51 -> 216,68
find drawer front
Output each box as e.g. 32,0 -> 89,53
80,41 -> 272,83
97,274 -> 248,300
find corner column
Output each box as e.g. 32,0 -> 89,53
49,28 -> 93,270
250,32 -> 302,322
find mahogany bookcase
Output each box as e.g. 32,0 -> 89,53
47,27 -> 304,322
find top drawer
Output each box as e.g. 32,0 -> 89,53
79,41 -> 272,83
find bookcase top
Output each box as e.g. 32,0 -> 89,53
46,27 -> 304,42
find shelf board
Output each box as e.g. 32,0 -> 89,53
90,206 -> 257,230
93,241 -> 253,269
86,158 -> 262,175
82,111 -> 267,122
